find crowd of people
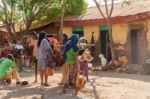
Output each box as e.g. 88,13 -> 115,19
0,30 -> 129,95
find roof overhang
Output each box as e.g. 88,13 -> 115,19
55,12 -> 150,26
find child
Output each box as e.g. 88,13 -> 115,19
75,72 -> 86,95
78,49 -> 93,81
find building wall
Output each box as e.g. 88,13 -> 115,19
84,25 -> 99,43
62,19 -> 150,64
32,23 -> 59,35
112,23 -> 128,45
63,26 -> 72,36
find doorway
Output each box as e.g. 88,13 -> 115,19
72,26 -> 84,38
130,28 -> 146,64
131,29 -> 138,64
100,26 -> 111,61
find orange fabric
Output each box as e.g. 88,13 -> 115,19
118,56 -> 128,66
46,67 -> 54,76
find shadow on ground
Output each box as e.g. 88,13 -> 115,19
91,71 -> 150,83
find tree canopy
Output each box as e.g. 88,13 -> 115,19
0,0 -> 88,35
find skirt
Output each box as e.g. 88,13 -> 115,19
64,64 -> 78,85
80,63 -> 88,76
37,59 -> 48,70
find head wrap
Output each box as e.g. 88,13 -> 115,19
63,34 -> 79,60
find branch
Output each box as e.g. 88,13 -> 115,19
108,0 -> 114,18
31,0 -> 54,20
104,0 -> 109,18
93,0 -> 106,19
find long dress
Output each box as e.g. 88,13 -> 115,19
64,48 -> 78,86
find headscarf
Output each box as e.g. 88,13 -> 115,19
63,34 -> 79,60
62,33 -> 68,45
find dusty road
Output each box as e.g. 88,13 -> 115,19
0,68 -> 150,99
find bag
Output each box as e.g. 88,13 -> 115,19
46,67 -> 54,76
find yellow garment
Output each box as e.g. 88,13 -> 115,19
59,64 -> 67,85
118,56 -> 128,66
0,69 -> 20,82
75,73 -> 86,90
75,73 -> 86,95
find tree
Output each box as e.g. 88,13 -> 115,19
93,0 -> 115,59
18,0 -> 55,34
60,0 -> 64,37
59,0 -> 88,37
18,0 -> 88,35
0,0 -> 20,39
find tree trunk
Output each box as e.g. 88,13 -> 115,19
5,24 -> 15,42
25,21 -> 32,34
60,0 -> 64,38
106,19 -> 116,60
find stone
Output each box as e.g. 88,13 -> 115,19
143,63 -> 150,75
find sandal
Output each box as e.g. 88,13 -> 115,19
44,83 -> 49,86
41,83 -> 44,86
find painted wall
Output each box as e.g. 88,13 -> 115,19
63,26 -> 72,37
112,23 -> 128,45
84,25 -> 99,43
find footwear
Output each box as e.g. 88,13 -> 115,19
58,82 -> 63,86
41,83 -> 44,86
44,83 -> 49,86
16,82 -> 21,85
6,79 -> 11,84
33,80 -> 37,83
21,81 -> 28,85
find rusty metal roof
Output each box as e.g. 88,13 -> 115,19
65,0 -> 150,21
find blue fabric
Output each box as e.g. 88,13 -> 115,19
63,34 -> 79,60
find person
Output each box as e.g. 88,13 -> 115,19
99,54 -> 107,70
61,33 -> 68,46
118,51 -> 128,70
58,33 -> 68,86
78,49 -> 93,81
28,31 -> 38,83
75,72 -> 86,95
109,51 -> 128,71
0,54 -> 21,84
36,31 -> 53,86
78,37 -> 88,50
62,34 -> 79,94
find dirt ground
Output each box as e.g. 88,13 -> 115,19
0,67 -> 150,99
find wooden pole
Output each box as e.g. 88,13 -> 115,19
60,0 -> 64,38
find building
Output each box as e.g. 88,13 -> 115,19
58,0 -> 150,64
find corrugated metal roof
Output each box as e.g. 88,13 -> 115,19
65,0 -> 150,21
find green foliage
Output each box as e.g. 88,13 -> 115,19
43,0 -> 88,20
64,0 -> 88,16
0,0 -> 20,23
0,0 -> 88,32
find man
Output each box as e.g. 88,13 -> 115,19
28,31 -> 38,83
0,54 -> 21,84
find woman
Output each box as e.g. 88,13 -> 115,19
62,34 -> 79,93
0,54 -> 21,84
58,33 -> 68,86
37,31 -> 53,86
